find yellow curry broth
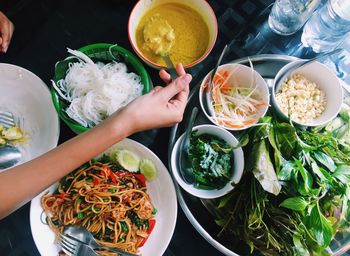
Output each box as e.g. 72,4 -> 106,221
136,3 -> 210,66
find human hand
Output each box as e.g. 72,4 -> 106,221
116,63 -> 191,134
0,11 -> 14,53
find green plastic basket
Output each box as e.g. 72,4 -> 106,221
51,43 -> 152,134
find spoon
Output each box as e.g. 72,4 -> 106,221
274,48 -> 342,91
0,145 -> 21,169
64,225 -> 137,256
208,44 -> 229,91
178,107 -> 198,184
205,44 -> 229,116
162,53 -> 178,80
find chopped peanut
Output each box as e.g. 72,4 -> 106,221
275,74 -> 326,124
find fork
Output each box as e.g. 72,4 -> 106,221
0,110 -> 15,128
58,233 -> 99,256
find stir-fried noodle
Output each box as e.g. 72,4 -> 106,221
41,161 -> 156,255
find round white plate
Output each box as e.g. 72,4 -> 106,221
0,63 -> 60,168
30,138 -> 177,256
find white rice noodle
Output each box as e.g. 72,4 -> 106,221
52,48 -> 143,128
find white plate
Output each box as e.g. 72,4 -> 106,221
30,138 -> 177,256
0,63 -> 60,168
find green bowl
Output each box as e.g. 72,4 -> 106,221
51,43 -> 152,134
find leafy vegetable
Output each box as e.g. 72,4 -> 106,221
189,132 -> 233,189
280,196 -> 309,211
249,139 -> 281,195
209,111 -> 350,255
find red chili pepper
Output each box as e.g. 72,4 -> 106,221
56,198 -> 64,205
134,174 -> 146,187
93,177 -> 100,186
58,193 -> 70,199
109,170 -> 118,184
115,171 -> 127,177
138,219 -> 156,248
148,219 -> 156,234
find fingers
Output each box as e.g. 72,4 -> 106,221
159,69 -> 171,84
0,12 -> 14,53
159,63 -> 187,85
176,64 -> 186,76
160,74 -> 192,101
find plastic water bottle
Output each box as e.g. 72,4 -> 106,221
301,0 -> 350,53
322,35 -> 350,84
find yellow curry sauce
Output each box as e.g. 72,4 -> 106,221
136,3 -> 210,66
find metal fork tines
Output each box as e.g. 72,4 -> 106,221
58,233 -> 99,256
0,111 -> 15,128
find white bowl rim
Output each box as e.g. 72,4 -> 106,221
128,0 -> 218,69
199,63 -> 270,131
271,60 -> 344,127
170,124 -> 244,199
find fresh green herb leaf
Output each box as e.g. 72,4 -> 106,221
332,165 -> 350,183
278,161 -> 296,181
274,122 -> 298,160
293,235 -> 310,256
313,151 -> 336,172
280,196 -> 309,211
294,158 -> 313,194
305,204 -> 333,248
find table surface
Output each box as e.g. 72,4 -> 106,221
0,0 -> 331,255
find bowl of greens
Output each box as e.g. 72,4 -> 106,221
170,124 -> 244,199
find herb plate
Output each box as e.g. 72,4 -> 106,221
168,54 -> 350,255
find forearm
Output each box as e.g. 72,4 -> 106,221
0,113 -> 130,219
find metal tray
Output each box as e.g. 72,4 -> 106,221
167,54 -> 350,255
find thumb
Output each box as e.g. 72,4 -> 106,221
160,74 -> 192,100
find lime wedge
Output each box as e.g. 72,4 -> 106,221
116,149 -> 140,172
140,159 -> 157,181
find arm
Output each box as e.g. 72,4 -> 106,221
0,11 -> 14,53
0,64 -> 191,219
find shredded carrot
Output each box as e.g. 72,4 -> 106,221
206,64 -> 266,129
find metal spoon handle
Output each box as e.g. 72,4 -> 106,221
298,48 -> 342,69
183,107 -> 198,150
179,107 -> 198,184
163,54 -> 178,80
209,44 -> 229,88
275,48 -> 343,91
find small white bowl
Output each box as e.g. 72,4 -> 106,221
170,124 -> 244,199
271,61 -> 343,127
199,63 -> 270,131
128,0 -> 218,69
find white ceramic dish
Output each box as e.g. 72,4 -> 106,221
171,124 -> 244,199
30,138 -> 177,256
199,63 -> 270,131
271,61 -> 344,127
128,0 -> 218,69
0,63 -> 60,170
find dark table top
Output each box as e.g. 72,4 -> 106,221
0,0 -> 322,255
